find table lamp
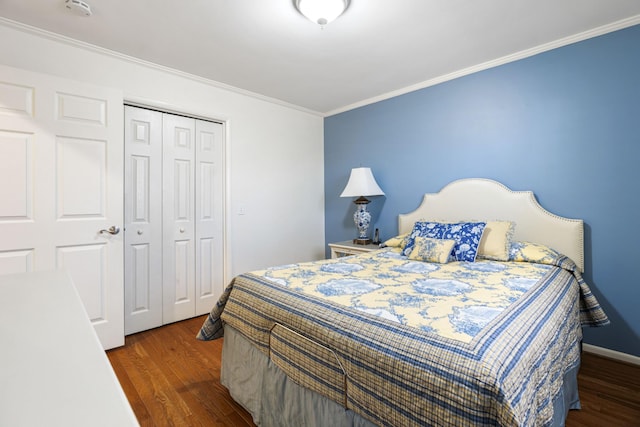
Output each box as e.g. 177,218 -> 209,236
340,167 -> 385,245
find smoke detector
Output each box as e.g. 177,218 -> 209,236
65,0 -> 92,17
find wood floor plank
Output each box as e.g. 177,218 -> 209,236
108,316 -> 640,426
108,345 -> 153,424
566,352 -> 640,427
126,335 -> 196,425
150,324 -> 241,425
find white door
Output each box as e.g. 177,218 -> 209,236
124,106 -> 163,334
124,107 -> 225,331
163,114 -> 197,323
0,64 -> 124,350
194,120 -> 225,315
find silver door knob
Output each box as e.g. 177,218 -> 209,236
99,226 -> 120,235
179,227 -> 185,233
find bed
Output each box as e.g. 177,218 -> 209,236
197,178 -> 609,427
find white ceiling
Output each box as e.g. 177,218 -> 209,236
1,0 -> 640,115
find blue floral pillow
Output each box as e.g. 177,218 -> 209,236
402,221 -> 487,262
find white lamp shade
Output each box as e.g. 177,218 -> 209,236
340,167 -> 385,198
295,0 -> 350,25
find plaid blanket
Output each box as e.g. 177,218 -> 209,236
198,252 -> 608,426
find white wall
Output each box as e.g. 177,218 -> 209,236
0,22 -> 325,279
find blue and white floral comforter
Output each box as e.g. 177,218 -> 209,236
198,248 -> 608,426
255,248 -> 561,343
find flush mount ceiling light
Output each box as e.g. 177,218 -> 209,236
294,0 -> 351,26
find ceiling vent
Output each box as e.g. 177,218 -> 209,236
65,0 -> 92,17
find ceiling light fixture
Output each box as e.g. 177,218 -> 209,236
65,0 -> 92,17
294,0 -> 351,26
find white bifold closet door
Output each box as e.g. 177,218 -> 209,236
124,106 -> 224,335
124,107 -> 163,334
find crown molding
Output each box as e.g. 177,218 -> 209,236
3,14 -> 639,119
325,14 -> 640,117
0,17 -> 323,117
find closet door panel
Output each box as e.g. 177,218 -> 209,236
124,106 -> 163,335
163,114 -> 196,323
174,240 -> 191,301
130,243 -> 151,311
195,120 -> 224,314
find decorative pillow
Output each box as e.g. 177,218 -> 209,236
477,221 -> 514,261
509,241 -> 560,265
408,237 -> 456,263
383,232 -> 410,249
402,221 -> 487,262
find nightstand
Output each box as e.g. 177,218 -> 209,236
328,240 -> 381,259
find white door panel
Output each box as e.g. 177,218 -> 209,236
195,120 -> 224,314
124,106 -> 163,335
0,80 -> 35,118
56,243 -> 108,322
56,136 -> 107,218
0,249 -> 34,275
0,131 -> 32,220
163,114 -> 196,323
0,64 -> 124,349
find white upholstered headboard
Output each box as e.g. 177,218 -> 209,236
398,178 -> 584,272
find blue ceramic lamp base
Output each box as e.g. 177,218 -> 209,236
353,197 -> 372,245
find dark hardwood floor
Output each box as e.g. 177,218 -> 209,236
107,316 -> 640,427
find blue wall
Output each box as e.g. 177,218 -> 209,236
324,25 -> 640,357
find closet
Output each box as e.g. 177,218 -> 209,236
124,105 -> 224,335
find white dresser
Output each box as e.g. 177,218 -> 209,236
0,270 -> 138,426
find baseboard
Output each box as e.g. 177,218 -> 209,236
583,343 -> 640,366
